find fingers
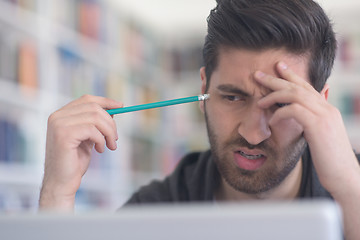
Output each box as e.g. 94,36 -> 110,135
254,70 -> 287,92
268,103 -> 311,131
49,95 -> 123,152
254,62 -> 317,94
257,85 -> 323,115
63,94 -> 123,111
276,62 -> 318,94
53,112 -> 117,151
253,61 -> 334,137
255,61 -> 326,115
66,123 -> 107,153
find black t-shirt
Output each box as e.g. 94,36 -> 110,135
125,147 -> 359,205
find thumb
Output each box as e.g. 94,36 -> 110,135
64,95 -> 124,110
101,98 -> 124,110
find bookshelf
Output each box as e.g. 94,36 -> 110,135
0,0 -> 208,212
326,7 -> 360,152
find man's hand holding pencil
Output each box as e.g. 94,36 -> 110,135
39,94 -> 209,211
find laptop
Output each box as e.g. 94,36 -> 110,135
0,200 -> 342,240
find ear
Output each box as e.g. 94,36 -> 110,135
200,67 -> 207,94
320,83 -> 330,101
199,67 -> 207,113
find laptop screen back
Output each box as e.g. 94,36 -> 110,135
0,200 -> 342,240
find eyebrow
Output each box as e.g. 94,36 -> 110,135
216,84 -> 250,97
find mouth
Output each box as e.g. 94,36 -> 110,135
237,150 -> 265,160
234,150 -> 267,171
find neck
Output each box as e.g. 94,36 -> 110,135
215,159 -> 303,201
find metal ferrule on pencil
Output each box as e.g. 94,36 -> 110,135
198,94 -> 210,101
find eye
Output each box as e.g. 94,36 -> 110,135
276,103 -> 290,108
222,95 -> 245,102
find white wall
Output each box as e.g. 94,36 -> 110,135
107,0 -> 360,37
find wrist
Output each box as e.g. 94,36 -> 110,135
39,183 -> 76,212
328,168 -> 360,203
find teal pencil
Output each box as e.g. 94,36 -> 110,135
106,94 -> 210,115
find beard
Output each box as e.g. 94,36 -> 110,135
205,110 -> 307,195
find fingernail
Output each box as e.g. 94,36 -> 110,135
255,71 -> 265,78
279,62 -> 288,70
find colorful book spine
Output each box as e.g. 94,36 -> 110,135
17,41 -> 38,94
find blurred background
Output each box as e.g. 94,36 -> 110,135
0,0 -> 359,213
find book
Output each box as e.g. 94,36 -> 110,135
78,0 -> 101,40
17,41 -> 38,95
0,31 -> 18,82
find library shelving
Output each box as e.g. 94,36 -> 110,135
0,0 -> 208,212
326,6 -> 360,152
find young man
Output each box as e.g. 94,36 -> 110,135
39,0 -> 360,239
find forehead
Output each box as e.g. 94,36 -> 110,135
211,47 -> 309,95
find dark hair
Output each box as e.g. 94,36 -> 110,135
203,0 -> 337,92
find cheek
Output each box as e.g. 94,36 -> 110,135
271,118 -> 304,145
205,101 -> 237,137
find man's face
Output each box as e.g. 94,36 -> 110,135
201,48 -> 308,194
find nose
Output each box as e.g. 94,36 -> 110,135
238,106 -> 271,145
